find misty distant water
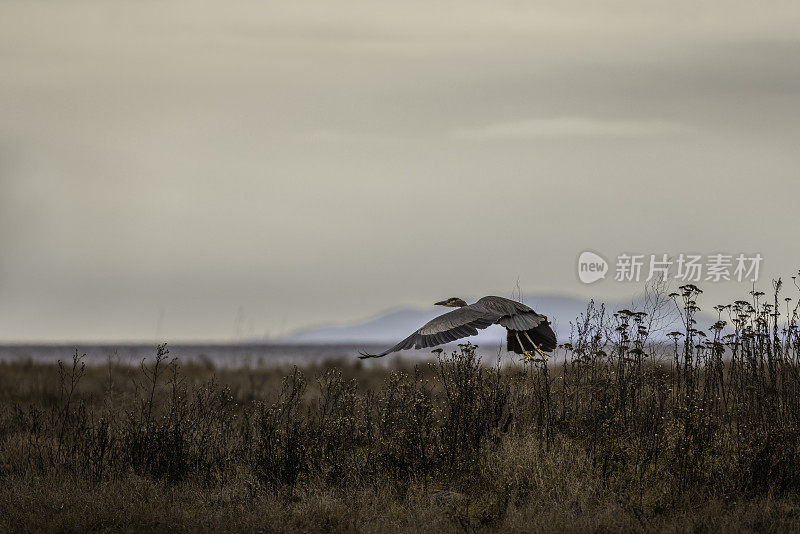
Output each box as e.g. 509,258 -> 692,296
0,343 -> 367,368
0,297 -> 694,369
0,342 -> 507,368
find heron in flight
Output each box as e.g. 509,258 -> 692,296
358,296 -> 556,360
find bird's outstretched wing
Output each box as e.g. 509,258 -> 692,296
474,296 -> 555,352
358,306 -> 500,359
473,296 -> 545,329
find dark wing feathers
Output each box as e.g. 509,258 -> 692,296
507,322 -> 557,353
358,296 -> 556,359
497,311 -> 544,331
476,296 -> 545,331
358,306 -> 500,359
474,295 -> 533,316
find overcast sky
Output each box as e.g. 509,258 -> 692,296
1,1 -> 799,342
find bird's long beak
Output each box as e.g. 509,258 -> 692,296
434,300 -> 449,306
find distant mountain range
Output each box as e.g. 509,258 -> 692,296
283,294 -> 708,345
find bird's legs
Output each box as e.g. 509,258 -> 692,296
516,331 -> 549,362
524,332 -> 551,360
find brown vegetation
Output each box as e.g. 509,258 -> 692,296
3,283 -> 800,532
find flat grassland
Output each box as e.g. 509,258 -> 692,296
3,288 -> 800,533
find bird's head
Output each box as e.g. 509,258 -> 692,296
435,297 -> 468,308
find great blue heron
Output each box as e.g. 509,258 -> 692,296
358,296 -> 556,359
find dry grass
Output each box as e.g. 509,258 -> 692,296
3,282 -> 800,532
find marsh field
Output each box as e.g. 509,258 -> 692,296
3,285 -> 800,533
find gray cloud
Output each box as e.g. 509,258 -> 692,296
1,1 -> 799,341
451,117 -> 694,139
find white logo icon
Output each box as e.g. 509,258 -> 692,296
578,251 -> 608,284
